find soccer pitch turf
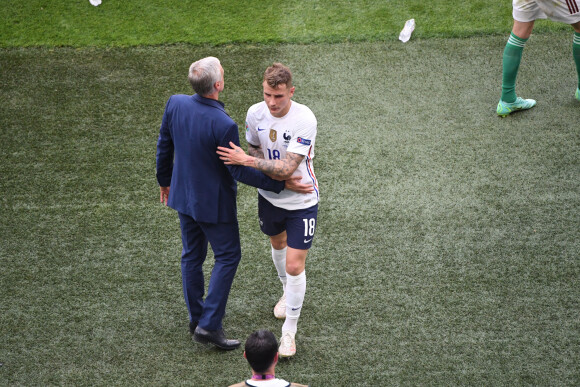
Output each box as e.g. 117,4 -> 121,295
1,33 -> 579,385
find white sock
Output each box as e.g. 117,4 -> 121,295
282,271 -> 306,334
271,246 -> 287,293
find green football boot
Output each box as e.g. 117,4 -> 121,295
496,97 -> 536,117
576,87 -> 580,102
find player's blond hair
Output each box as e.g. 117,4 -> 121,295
188,56 -> 221,96
263,63 -> 293,89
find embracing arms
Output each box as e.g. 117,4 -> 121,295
218,142 -> 304,181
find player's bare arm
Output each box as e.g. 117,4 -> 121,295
248,143 -> 265,159
254,152 -> 303,180
217,141 -> 303,180
248,142 -> 292,182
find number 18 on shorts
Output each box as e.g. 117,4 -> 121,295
258,194 -> 318,250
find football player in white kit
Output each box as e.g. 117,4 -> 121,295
497,0 -> 580,116
217,63 -> 318,357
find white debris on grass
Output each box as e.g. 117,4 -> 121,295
399,19 -> 415,43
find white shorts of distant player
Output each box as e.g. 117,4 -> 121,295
513,0 -> 580,23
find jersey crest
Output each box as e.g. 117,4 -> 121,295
283,131 -> 291,148
269,129 -> 277,142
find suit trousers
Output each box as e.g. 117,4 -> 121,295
178,212 -> 241,331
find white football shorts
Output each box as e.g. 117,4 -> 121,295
513,0 -> 580,23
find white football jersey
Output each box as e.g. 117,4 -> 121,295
246,100 -> 319,210
239,378 -> 293,387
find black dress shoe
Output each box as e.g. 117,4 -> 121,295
193,326 -> 240,350
189,321 -> 198,335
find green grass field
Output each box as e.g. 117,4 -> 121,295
1,1 -> 579,386
0,0 -> 570,47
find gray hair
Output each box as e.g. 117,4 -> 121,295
188,57 -> 222,96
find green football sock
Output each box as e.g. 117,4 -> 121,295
501,32 -> 528,103
574,32 -> 580,89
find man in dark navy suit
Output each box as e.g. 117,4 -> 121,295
156,57 -> 313,350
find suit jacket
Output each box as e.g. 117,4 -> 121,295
156,94 -> 284,224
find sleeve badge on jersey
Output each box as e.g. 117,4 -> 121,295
245,121 -> 249,132
297,137 -> 311,146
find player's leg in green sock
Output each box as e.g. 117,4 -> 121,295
501,32 -> 528,103
573,32 -> 580,91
